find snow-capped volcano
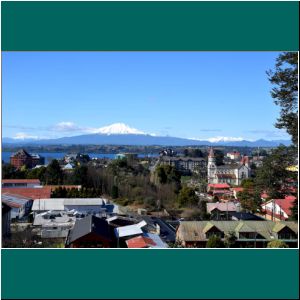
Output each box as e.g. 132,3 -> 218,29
94,123 -> 146,135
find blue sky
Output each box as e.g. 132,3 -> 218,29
2,51 -> 290,141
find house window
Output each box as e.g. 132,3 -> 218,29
239,232 -> 262,239
206,232 -> 224,239
278,232 -> 297,240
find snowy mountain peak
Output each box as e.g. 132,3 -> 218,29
207,136 -> 245,143
95,123 -> 146,135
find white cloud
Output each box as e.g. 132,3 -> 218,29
13,132 -> 39,140
52,122 -> 82,132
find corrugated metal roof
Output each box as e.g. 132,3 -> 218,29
32,198 -> 106,211
2,193 -> 32,208
207,202 -> 237,213
2,187 -> 52,199
145,232 -> 168,248
64,198 -> 104,206
126,233 -> 168,248
176,221 -> 298,242
114,223 -> 144,238
2,179 -> 41,184
32,199 -> 65,211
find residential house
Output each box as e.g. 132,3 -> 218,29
261,196 -> 296,221
226,151 -> 241,161
207,183 -> 233,199
63,163 -> 75,171
207,202 -> 239,220
176,221 -> 298,248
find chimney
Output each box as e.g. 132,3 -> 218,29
156,223 -> 161,235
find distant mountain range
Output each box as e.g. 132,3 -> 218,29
2,123 -> 291,147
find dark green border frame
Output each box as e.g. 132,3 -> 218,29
1,1 -> 299,299
1,249 -> 299,299
1,1 -> 299,51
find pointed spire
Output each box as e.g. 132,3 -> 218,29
208,147 -> 215,158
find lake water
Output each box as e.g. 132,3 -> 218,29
1,152 -> 158,164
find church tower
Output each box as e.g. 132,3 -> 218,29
207,147 -> 217,184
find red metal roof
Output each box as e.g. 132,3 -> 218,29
1,185 -> 81,200
232,187 -> 244,192
126,236 -> 156,248
285,195 -> 296,201
208,183 -> 230,189
2,179 -> 40,184
1,187 -> 52,199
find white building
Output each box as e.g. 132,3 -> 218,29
261,196 -> 295,221
226,151 -> 241,160
207,148 -> 250,186
31,198 -> 119,216
33,210 -> 78,238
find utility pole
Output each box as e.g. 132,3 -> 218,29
272,198 -> 275,221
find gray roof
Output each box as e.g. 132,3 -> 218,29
32,198 -> 106,211
207,202 -> 238,213
33,211 -> 76,226
11,149 -> 31,158
2,193 -> 32,208
66,215 -> 113,244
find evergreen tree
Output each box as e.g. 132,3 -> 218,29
44,159 -> 63,185
267,52 -> 298,145
177,186 -> 198,207
289,196 -> 298,221
254,146 -> 296,199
